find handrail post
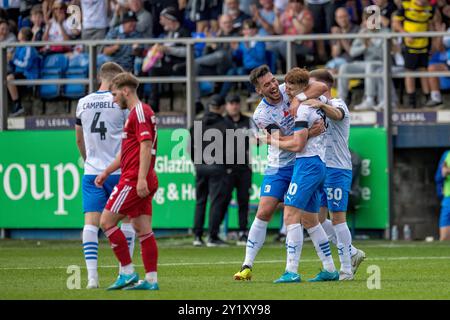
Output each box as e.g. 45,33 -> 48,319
0,46 -> 7,131
286,40 -> 293,70
383,36 -> 394,239
89,44 -> 97,93
186,43 -> 195,129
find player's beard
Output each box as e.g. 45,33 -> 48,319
119,96 -> 128,109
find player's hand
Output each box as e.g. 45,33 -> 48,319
289,98 -> 301,117
95,171 -> 109,188
304,99 -> 323,108
308,119 -> 325,138
137,178 -> 150,198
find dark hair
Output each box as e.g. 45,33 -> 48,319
309,69 -> 334,88
249,65 -> 271,87
19,27 -> 33,41
111,72 -> 140,91
243,19 -> 257,30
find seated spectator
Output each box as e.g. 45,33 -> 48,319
425,25 -> 450,107
148,6 -> 191,112
219,19 -> 267,98
188,0 -> 223,33
338,11 -> 392,110
103,11 -> 142,72
80,0 -> 109,40
251,0 -> 276,40
273,0 -> 314,70
223,0 -> 251,32
392,0 -> 437,108
326,7 -> 360,73
0,19 -> 17,62
7,27 -> 40,117
193,14 -> 239,75
42,1 -> 81,54
30,4 -> 46,41
110,0 -> 153,38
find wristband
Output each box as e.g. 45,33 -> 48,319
296,92 -> 307,101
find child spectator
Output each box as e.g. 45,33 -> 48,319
30,4 -> 46,41
7,27 -> 41,117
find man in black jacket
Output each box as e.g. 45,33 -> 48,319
190,94 -> 233,247
223,94 -> 255,245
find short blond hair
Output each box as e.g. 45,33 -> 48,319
110,72 -> 140,91
99,62 -> 125,83
285,67 -> 309,88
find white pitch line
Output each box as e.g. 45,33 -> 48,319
1,256 -> 450,271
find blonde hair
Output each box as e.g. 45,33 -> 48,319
99,62 -> 125,83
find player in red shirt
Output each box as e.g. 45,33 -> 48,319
95,72 -> 159,291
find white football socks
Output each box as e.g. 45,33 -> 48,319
82,224 -> 99,281
322,219 -> 357,256
334,222 -> 353,273
243,218 -> 268,267
285,224 -> 303,274
307,224 -> 336,273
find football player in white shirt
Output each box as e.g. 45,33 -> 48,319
267,68 -> 339,283
303,69 -> 366,280
75,62 -> 135,289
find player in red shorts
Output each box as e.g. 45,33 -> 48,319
95,72 -> 159,291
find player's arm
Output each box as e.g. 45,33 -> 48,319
95,152 -> 121,187
304,99 -> 344,121
137,140 -> 152,198
267,129 -> 308,153
289,82 -> 328,116
75,124 -> 86,161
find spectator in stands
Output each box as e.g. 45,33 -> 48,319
425,23 -> 450,107
42,0 -> 80,54
110,0 -> 153,38
306,0 -> 334,62
250,0 -> 276,40
80,0 -> 110,40
7,27 -> 40,117
337,11 -> 389,110
0,0 -> 20,23
0,18 -> 17,61
273,0 -> 314,70
240,0 -> 258,16
103,11 -> 142,72
392,0 -> 437,108
148,6 -> 191,112
326,7 -> 360,73
274,0 -> 289,13
30,4 -> 46,41
18,0 -> 42,28
144,0 -> 179,38
374,0 -> 398,28
188,0 -> 223,33
223,0 -> 251,32
219,19 -> 267,98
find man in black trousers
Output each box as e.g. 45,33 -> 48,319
223,94 -> 256,246
190,94 -> 232,247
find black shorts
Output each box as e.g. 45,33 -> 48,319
402,50 -> 429,70
9,72 -> 26,80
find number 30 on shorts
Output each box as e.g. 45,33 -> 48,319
326,187 -> 342,201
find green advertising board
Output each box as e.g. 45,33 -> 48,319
0,128 -> 388,229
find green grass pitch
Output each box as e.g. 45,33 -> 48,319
1,237 -> 450,300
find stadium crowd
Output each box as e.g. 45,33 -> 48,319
2,0 -> 450,116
